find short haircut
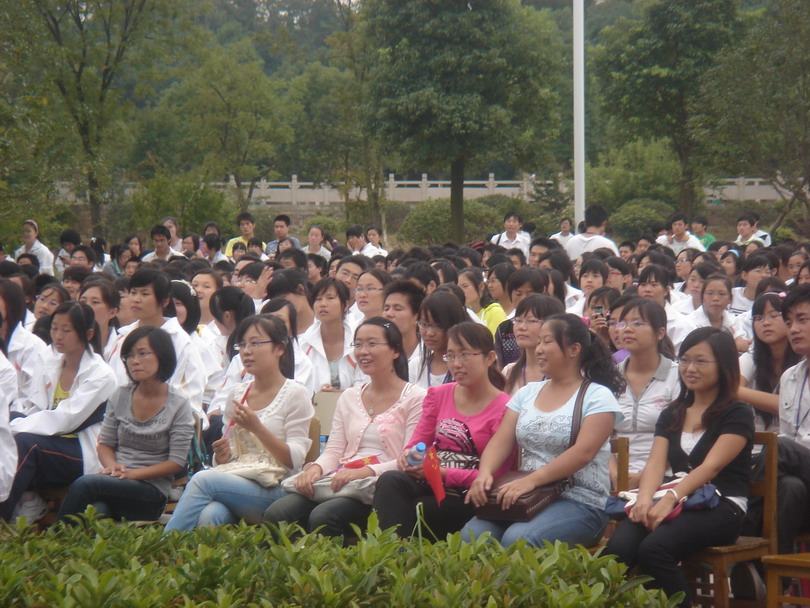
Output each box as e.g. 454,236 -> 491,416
404,262 -> 440,290
267,268 -> 309,299
121,326 -> 176,384
506,267 -> 548,297
560,217 -> 573,227
605,256 -> 632,276
503,211 -> 523,223
309,277 -> 350,311
16,253 -> 39,269
278,248 -> 307,271
306,253 -> 328,277
345,224 -> 364,239
619,240 -> 636,252
737,212 -> 757,226
129,268 -> 171,302
530,237 -> 560,251
691,216 -> 708,227
60,229 -> 82,247
72,245 -> 97,265
236,212 -> 255,225
506,248 -> 526,265
337,254 -> 371,272
638,264 -> 673,290
247,236 -> 263,249
79,279 -> 120,312
669,213 -> 688,226
274,214 -> 291,226
584,204 -> 609,228
62,266 -> 92,285
150,224 -> 171,240
783,284 -> 810,319
579,258 -> 609,281
456,247 -> 482,268
383,279 -> 426,315
742,251 -> 778,272
203,233 -> 222,252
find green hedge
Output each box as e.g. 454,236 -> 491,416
0,513 -> 679,607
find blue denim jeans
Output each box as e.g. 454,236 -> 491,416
462,498 -> 608,548
164,469 -> 286,531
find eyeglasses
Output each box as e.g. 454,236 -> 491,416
441,353 -> 483,363
354,287 -> 382,294
36,295 -> 60,307
616,320 -> 649,330
234,340 -> 274,352
678,357 -> 717,368
513,318 -> 542,328
122,351 -> 155,363
417,321 -> 445,332
351,341 -> 390,349
753,311 -> 782,323
236,278 -> 257,285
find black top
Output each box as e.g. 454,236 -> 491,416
654,401 -> 755,498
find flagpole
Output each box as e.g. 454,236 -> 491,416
573,0 -> 586,226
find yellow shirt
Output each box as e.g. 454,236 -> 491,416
52,380 -> 77,438
224,236 -> 266,257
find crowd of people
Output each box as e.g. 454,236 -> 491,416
0,205 -> 808,605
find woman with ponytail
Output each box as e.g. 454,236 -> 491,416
465,313 -> 625,548
165,316 -> 314,531
374,322 -> 517,540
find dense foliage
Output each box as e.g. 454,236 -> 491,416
0,514 -> 679,607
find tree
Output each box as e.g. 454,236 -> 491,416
592,0 -> 740,215
695,0 -> 810,233
162,40 -> 297,211
365,0 -> 563,243
0,1 -> 181,235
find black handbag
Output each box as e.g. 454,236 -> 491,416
475,381 -> 591,522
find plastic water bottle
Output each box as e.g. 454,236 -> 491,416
319,435 -> 328,455
406,442 -> 427,466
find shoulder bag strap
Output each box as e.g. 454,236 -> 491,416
568,379 -> 592,448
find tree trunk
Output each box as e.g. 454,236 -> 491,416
450,157 -> 465,244
87,169 -> 103,237
769,191 -> 798,235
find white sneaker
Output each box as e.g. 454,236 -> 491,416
11,494 -> 49,523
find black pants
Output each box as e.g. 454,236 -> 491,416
373,471 -> 475,541
263,493 -> 371,538
56,474 -> 167,522
741,437 -> 810,554
0,433 -> 84,520
605,499 -> 745,608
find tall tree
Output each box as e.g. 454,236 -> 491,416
0,1 -> 180,235
593,0 -> 739,215
364,0 -> 563,243
695,0 -> 810,232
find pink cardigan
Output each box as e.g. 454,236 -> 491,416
312,382 -> 426,477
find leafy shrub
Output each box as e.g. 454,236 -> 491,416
609,199 -> 676,241
399,198 -> 501,246
383,201 -> 413,235
0,513 -> 679,607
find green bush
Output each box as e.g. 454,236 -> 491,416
399,198 -> 501,246
0,514 -> 678,607
609,199 -> 676,241
383,200 -> 413,235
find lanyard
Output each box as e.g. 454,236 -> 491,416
795,369 -> 810,439
426,355 -> 451,387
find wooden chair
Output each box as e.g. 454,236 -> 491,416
306,417 -> 321,463
588,436 -> 630,551
312,391 -> 340,436
682,431 -> 778,608
763,553 -> 810,607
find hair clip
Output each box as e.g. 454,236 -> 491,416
383,322 -> 392,329
172,279 -> 196,297
762,291 -> 787,298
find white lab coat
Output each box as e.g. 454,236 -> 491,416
11,348 -> 117,474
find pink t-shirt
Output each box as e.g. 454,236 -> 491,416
407,382 -> 517,488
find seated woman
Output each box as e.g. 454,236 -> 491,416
458,267 -> 506,336
486,263 -> 516,318
79,280 -> 120,361
1,281 -> 49,415
165,316 -> 313,530
582,286 -> 620,346
374,322 -> 516,540
264,318 -> 425,537
494,268 -> 549,367
56,326 -> 194,522
413,291 -> 469,389
605,328 -> 754,608
685,273 -> 749,352
0,347 -> 15,503
637,264 -> 694,352
613,298 -> 679,489
671,263 -> 717,315
33,283 -> 70,324
464,313 -> 625,548
299,278 -> 357,392
355,268 -> 392,321
2,302 -> 117,521
502,295 -> 564,396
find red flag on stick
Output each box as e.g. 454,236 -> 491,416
343,455 -> 381,469
423,445 -> 446,506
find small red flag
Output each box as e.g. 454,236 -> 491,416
423,445 -> 446,506
343,455 -> 381,469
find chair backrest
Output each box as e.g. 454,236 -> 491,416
313,391 -> 341,435
752,431 -> 778,553
306,417 -> 321,463
611,436 -> 630,493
